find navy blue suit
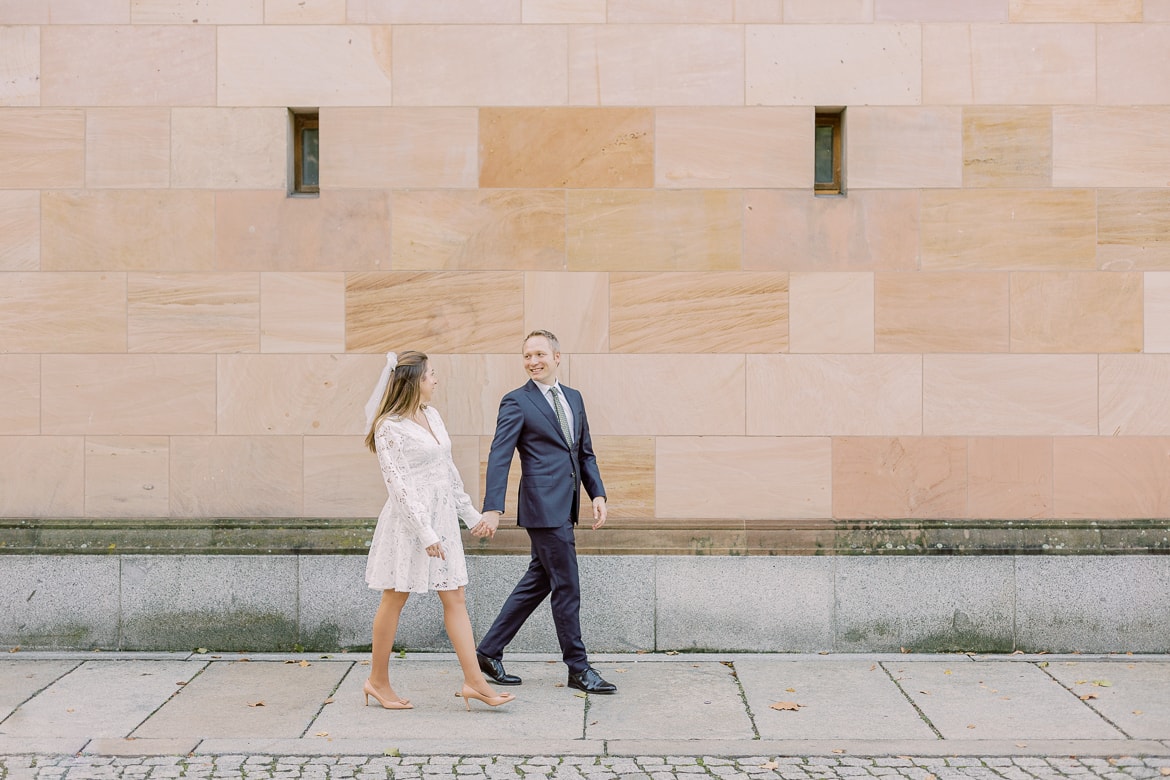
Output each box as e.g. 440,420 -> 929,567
477,380 -> 605,673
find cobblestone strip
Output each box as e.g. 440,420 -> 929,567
1,755 -> 1168,780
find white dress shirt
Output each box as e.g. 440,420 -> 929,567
537,380 -> 574,441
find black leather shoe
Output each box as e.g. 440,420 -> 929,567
477,652 -> 521,685
567,667 -> 616,694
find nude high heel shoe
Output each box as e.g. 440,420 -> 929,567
363,679 -> 413,710
460,684 -> 516,710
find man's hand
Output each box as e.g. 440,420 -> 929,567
471,510 -> 502,539
591,497 -> 607,531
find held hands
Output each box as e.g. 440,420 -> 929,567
425,541 -> 446,560
591,497 -> 607,531
470,511 -> 501,539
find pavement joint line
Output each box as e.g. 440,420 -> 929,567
877,662 -> 943,741
725,662 -> 761,742
1031,662 -> 1133,741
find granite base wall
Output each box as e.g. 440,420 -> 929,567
2,554 -> 1167,654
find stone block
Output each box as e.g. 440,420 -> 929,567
789,272 -> 875,354
0,190 -> 38,270
569,24 -> 743,105
260,273 -> 346,353
423,353 -> 530,437
967,24 -> 1096,104
304,436 -> 392,520
0,437 -> 85,517
127,273 -> 260,353
748,354 -> 922,436
655,107 -> 810,188
347,0 -> 519,23
967,438 -> 1053,520
847,107 -> 962,189
1053,437 -> 1170,519
784,0 -> 873,21
734,0 -> 783,22
609,272 -> 788,353
0,272 -> 127,353
1010,271 -> 1142,353
1097,189 -> 1170,270
832,437 -> 967,520
84,437 -> 171,519
746,24 -> 920,105
923,354 -> 1098,436
876,0 -> 1007,20
15,0 -> 128,22
656,436 -> 832,520
169,436 -> 303,518
523,272 -> 609,354
120,555 -> 299,651
1016,556 -> 1170,652
655,557 -> 835,652
1054,107 -> 1170,188
921,23 -> 974,104
523,0 -> 606,22
836,556 -> 1014,652
85,108 -> 171,189
566,190 -> 741,271
875,271 -> 1010,353
1145,273 -> 1170,351
1100,357 -> 1170,435
0,108 -> 84,188
298,556 -> 380,649
264,0 -> 345,23
1009,0 -> 1140,21
0,556 -> 119,648
391,189 -> 566,270
0,355 -> 39,435
588,436 -> 655,518
0,25 -> 39,105
393,25 -> 567,106
131,0 -> 262,23
1097,24 -> 1170,105
962,106 -> 1052,187
607,0 -> 733,21
171,108 -> 286,189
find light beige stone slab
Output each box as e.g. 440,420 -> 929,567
346,272 -> 524,354
523,272 -> 608,354
131,0 -> 262,23
566,190 -> 741,271
41,25 -> 216,106
0,436 -> 84,516
655,107 -> 810,188
0,25 -> 38,106
260,272 -> 346,353
962,107 -> 1052,188
609,272 -> 788,353
607,0 -> 733,21
217,354 -> 382,436
0,272 -> 126,353
569,24 -> 743,106
589,436 -> 654,517
480,107 -> 653,188
347,0 -> 520,22
789,272 -> 874,354
734,0 -> 782,22
920,189 -> 1097,271
215,190 -> 390,272
0,191 -> 39,270
522,0 -> 606,22
1146,272 -> 1170,352
1010,271 -> 1142,353
127,273 -> 261,354
876,0 -> 1007,20
171,108 -> 286,189
921,23 -> 973,104
450,434 -> 481,509
323,107 -> 477,189
169,436 -> 303,517
0,0 -> 128,23
0,355 -> 39,435
42,190 -> 215,272
744,189 -> 919,272
657,436 -> 831,519
832,436 -> 967,519
393,25 -> 566,106
41,355 -> 217,436
784,0 -> 872,21
1098,190 -> 1170,271
875,272 -> 1010,353
1148,0 -> 1170,19
746,25 -> 920,106
303,435 -> 386,518
265,0 -> 345,23
747,354 -> 922,436
392,190 -> 566,271
847,107 -> 962,189
0,108 -> 84,188
1098,25 -> 1170,105
1053,107 -> 1170,187
426,353 -> 530,437
968,437 -> 1053,520
1009,0 -> 1140,21
1100,355 -> 1170,436
218,26 -> 392,107
922,354 -> 1098,436
1053,437 -> 1170,518
968,24 -> 1096,104
570,354 -> 746,436
84,436 -> 170,518
85,108 -> 171,189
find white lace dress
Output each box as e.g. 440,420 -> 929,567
365,406 -> 481,593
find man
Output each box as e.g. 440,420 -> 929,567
470,329 -> 617,695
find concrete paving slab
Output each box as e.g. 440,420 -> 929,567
0,660 -> 78,719
193,738 -> 608,756
311,660 -> 583,741
1041,661 -> 1170,740
0,660 -> 202,740
131,660 -> 349,740
733,660 -> 938,741
582,661 -> 753,741
885,660 -> 1124,740
82,738 -> 201,756
0,736 -> 88,755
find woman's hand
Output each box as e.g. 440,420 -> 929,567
471,511 -> 501,539
425,541 -> 446,560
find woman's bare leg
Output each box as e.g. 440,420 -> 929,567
437,587 -> 500,696
369,589 -> 410,701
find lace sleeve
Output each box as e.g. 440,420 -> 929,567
375,419 -> 441,549
430,409 -> 482,530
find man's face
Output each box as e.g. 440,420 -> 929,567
523,336 -> 560,385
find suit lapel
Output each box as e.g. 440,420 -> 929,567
523,380 -> 569,447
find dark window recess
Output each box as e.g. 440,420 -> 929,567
815,109 -> 844,195
291,110 -> 319,196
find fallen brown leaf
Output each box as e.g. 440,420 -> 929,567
832,749 -> 846,755
925,774 -> 937,780
761,761 -> 779,770
665,650 -> 679,656
1015,744 -> 1027,749
315,732 -> 329,737
1133,710 -> 1144,715
1158,768 -> 1169,776
785,687 -> 796,693
770,701 -> 802,711
323,698 -> 334,705
247,701 -> 265,707
1079,693 -> 1098,701
298,660 -> 311,667
176,681 -> 187,686
869,664 -> 877,671
966,724 -> 976,729
1091,679 -> 1111,687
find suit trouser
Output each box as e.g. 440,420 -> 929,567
476,522 -> 589,674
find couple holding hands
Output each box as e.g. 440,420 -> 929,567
361,330 -> 617,711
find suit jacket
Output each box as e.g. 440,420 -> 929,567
483,380 -> 605,528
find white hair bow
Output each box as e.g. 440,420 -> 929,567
363,352 -> 398,429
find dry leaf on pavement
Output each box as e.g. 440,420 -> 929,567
247,701 -> 265,707
761,762 -> 778,770
770,701 -> 802,711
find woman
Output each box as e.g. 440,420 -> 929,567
361,350 -> 515,711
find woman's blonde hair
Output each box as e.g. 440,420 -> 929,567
364,350 -> 428,453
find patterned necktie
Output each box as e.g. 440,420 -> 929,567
549,387 -> 573,446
